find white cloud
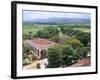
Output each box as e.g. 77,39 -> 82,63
23,10 -> 90,22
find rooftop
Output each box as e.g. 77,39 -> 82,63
30,38 -> 57,49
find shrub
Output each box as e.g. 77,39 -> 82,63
23,58 -> 31,65
37,63 -> 41,69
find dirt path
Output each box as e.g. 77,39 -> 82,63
23,58 -> 48,70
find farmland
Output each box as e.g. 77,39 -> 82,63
23,24 -> 47,35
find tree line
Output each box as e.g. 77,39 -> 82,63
60,26 -> 90,46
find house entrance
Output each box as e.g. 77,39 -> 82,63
41,49 -> 46,59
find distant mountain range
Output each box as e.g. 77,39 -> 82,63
23,17 -> 90,25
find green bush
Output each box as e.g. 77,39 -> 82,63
23,58 -> 31,65
37,63 -> 41,69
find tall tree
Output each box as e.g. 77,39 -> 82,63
75,32 -> 90,46
47,46 -> 62,68
60,45 -> 75,66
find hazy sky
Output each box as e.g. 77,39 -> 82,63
23,10 -> 90,22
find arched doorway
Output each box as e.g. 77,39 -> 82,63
41,49 -> 46,59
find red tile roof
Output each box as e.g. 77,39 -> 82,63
31,38 -> 57,48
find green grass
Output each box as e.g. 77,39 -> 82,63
23,24 -> 49,35
73,28 -> 90,32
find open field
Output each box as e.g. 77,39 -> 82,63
73,27 -> 90,32
23,24 -> 50,35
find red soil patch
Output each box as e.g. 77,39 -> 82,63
70,57 -> 91,67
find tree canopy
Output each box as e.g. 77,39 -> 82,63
75,32 -> 90,46
47,46 -> 62,68
35,27 -> 59,39
64,38 -> 83,49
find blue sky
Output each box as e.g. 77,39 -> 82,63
23,10 -> 90,22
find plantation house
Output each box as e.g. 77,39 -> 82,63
25,38 -> 58,59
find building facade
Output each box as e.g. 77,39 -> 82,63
25,38 -> 58,59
